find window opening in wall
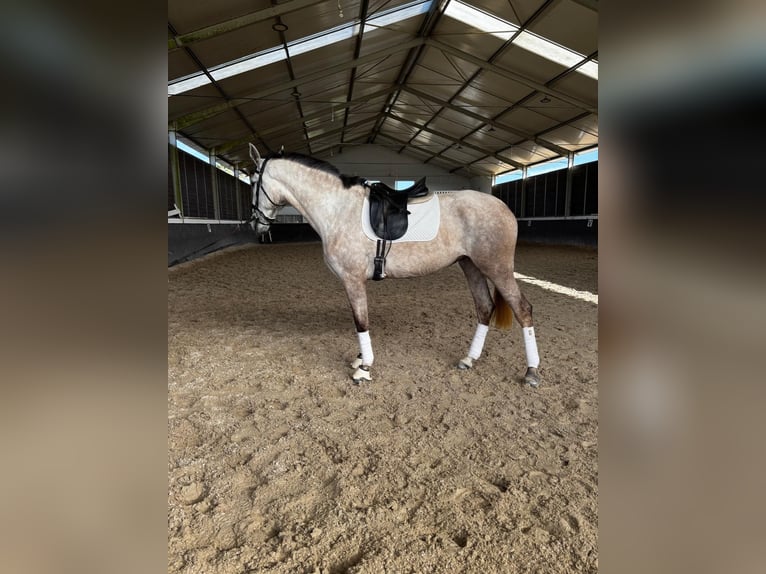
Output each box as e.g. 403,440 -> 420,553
173,137 -> 251,184
574,147 -> 598,166
527,156 -> 568,178
494,170 -> 522,185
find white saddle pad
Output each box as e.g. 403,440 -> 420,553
361,193 -> 440,243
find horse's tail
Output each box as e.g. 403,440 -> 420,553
491,288 -> 513,329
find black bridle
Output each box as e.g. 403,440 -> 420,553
250,157 -> 284,227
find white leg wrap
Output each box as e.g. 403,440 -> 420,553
358,330 -> 374,366
523,326 -> 540,368
468,323 -> 490,360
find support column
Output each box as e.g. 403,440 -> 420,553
520,165 -> 528,218
210,148 -> 221,221
234,163 -> 243,222
169,130 -> 183,217
564,152 -> 574,217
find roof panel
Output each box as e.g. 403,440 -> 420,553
468,70 -> 533,105
528,0 -> 598,56
168,50 -> 199,82
379,117 -> 420,140
406,61 -> 462,90
437,108 -> 486,131
428,114 -> 482,139
389,102 -> 434,125
169,0 -> 597,174
210,60 -> 293,99
440,147 -> 485,165
547,71 -> 598,104
182,109 -> 250,142
277,1 -> 364,43
236,92 -> 297,119
451,87 -> 517,117
505,141 -> 557,164
289,40 -> 357,77
463,128 -> 523,150
568,113 -> 598,137
415,45 -> 481,84
459,0 -> 523,25
519,96 -> 587,123
410,130 -> 453,150
294,76 -> 352,102
540,123 -> 598,149
168,84 -> 229,122
431,20 -> 505,61
468,0 -> 550,28
354,58 -> 407,87
497,106 -> 559,135
403,147 -> 433,163
493,44 -> 572,85
168,0 -> 272,35
170,20 -> 279,77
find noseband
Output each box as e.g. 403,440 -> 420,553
251,157 -> 284,226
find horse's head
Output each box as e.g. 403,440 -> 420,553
249,143 -> 283,235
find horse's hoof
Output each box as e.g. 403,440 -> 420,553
350,354 -> 362,369
351,365 -> 372,384
524,367 -> 540,388
457,356 -> 473,370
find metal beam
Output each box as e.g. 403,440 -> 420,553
170,38 -> 426,131
339,0 -> 369,153
367,0 -> 448,143
169,0 -> 326,51
399,86 -> 572,157
424,39 -> 597,114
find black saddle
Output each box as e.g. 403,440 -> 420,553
366,177 -> 429,280
369,178 -> 429,199
368,177 -> 429,241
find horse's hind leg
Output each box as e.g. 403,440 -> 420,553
457,258 -> 494,369
493,274 -> 541,387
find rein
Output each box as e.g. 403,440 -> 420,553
250,157 -> 284,226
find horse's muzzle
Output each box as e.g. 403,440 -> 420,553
253,221 -> 271,236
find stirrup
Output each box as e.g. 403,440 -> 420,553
373,255 -> 386,281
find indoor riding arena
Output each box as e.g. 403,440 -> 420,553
168,1 -> 598,572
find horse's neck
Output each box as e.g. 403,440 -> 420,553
276,165 -> 361,240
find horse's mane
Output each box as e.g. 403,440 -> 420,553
267,151 -> 365,189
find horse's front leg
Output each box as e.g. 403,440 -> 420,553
342,277 -> 374,383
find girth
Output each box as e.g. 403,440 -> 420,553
366,177 -> 429,280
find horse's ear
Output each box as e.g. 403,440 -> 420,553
249,143 -> 261,165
